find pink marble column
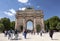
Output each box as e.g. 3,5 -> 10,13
34,18 -> 36,33
15,19 -> 17,29
23,18 -> 26,32
41,18 -> 45,32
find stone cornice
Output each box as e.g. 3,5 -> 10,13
16,9 -> 44,18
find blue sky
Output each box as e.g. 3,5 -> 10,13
27,21 -> 33,30
0,0 -> 60,20
0,0 -> 60,30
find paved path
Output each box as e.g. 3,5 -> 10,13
0,32 -> 60,41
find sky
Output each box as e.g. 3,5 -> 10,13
0,0 -> 60,20
27,21 -> 33,30
0,0 -> 60,30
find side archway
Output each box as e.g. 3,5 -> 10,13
36,24 -> 41,32
19,25 -> 23,32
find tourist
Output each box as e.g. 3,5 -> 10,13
8,30 -> 11,39
23,29 -> 27,39
49,29 -> 54,40
12,30 -> 14,38
4,30 -> 8,37
14,29 -> 18,39
40,30 -> 42,36
10,29 -> 14,39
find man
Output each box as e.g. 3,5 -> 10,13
49,29 -> 54,40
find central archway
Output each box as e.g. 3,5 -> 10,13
26,20 -> 34,33
27,21 -> 33,30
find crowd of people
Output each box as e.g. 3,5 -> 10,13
4,29 -> 28,40
4,29 -> 54,40
4,29 -> 19,40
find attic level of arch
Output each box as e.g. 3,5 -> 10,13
16,10 -> 44,18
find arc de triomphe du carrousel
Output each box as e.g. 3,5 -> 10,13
15,8 -> 45,32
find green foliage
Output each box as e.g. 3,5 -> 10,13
49,16 -> 59,30
44,20 -> 50,31
0,23 -> 4,32
10,21 -> 15,30
0,18 -> 15,32
1,18 -> 10,30
44,16 -> 60,31
56,22 -> 60,30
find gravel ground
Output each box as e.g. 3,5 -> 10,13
0,32 -> 60,41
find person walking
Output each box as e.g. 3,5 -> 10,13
40,30 -> 42,36
8,30 -> 11,39
49,29 -> 54,40
23,29 -> 27,39
4,30 -> 8,37
14,29 -> 18,39
10,29 -> 13,39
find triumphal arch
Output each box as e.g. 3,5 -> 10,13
15,8 -> 45,32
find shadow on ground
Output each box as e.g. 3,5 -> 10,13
11,38 -> 22,40
52,38 -> 59,40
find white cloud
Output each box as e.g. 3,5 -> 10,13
18,0 -> 28,3
9,9 -> 16,14
19,7 -> 26,11
4,9 -> 16,16
4,12 -> 13,16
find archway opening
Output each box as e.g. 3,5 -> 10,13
36,24 -> 41,33
27,21 -> 33,33
19,25 -> 23,32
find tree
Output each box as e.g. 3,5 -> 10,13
56,22 -> 60,31
49,16 -> 60,30
44,16 -> 60,31
10,21 -> 15,30
1,18 -> 10,30
0,23 -> 4,32
44,20 -> 50,32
